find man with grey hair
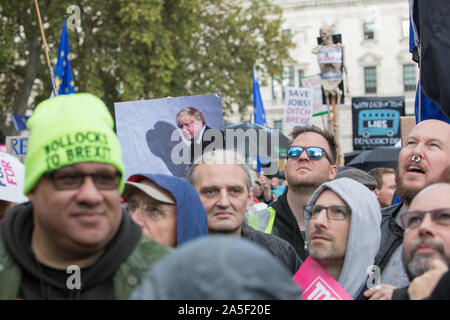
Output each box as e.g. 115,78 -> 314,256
188,149 -> 302,275
397,183 -> 450,299
366,183 -> 450,300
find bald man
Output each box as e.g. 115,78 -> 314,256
365,120 -> 450,299
400,183 -> 450,299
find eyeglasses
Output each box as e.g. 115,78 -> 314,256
124,201 -> 169,218
304,205 -> 351,221
287,146 -> 333,164
400,208 -> 450,229
43,170 -> 122,190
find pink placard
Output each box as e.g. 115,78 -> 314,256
293,257 -> 354,300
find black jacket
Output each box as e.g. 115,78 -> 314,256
392,287 -> 409,300
269,188 -> 308,261
242,223 -> 302,275
190,126 -> 224,163
0,202 -> 171,299
374,202 -> 404,273
428,270 -> 450,300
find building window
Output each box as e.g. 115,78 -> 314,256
272,77 -> 279,100
364,22 -> 374,40
298,70 -> 304,87
402,19 -> 409,39
274,120 -> 283,132
364,67 -> 377,94
282,66 -> 295,99
403,64 -> 416,91
282,29 -> 292,42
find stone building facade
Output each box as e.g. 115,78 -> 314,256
238,0 -> 417,153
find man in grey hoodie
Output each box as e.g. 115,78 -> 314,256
304,177 -> 382,298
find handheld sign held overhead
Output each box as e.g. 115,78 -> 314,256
0,152 -> 28,203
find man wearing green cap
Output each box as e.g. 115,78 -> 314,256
0,93 -> 172,299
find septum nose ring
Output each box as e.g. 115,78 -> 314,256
411,155 -> 421,163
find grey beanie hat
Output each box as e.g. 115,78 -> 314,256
131,235 -> 302,300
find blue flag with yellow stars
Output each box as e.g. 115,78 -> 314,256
253,68 -> 267,126
253,68 -> 267,172
55,20 -> 75,95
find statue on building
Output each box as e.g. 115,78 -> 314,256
312,24 -> 347,165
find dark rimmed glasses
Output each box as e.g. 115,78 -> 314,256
287,146 -> 333,164
43,169 -> 122,190
304,205 -> 351,221
400,208 -> 450,229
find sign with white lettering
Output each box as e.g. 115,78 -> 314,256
0,152 -> 28,203
352,96 -> 405,150
293,257 -> 353,300
283,87 -> 314,127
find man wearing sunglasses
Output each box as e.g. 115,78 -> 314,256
304,178 -> 382,298
0,93 -> 171,299
253,125 -> 338,261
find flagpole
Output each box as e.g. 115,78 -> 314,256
34,0 -> 58,96
251,64 -> 257,124
418,45 -> 421,123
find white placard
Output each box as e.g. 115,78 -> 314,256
316,47 -> 342,64
301,75 -> 326,116
283,87 -> 314,127
0,152 -> 28,203
114,94 -> 223,179
6,135 -> 28,164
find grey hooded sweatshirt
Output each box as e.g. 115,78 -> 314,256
305,177 -> 382,298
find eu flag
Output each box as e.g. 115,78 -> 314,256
410,0 -> 450,120
253,68 -> 267,172
253,68 -> 267,126
55,20 -> 75,95
12,115 -> 30,132
409,4 -> 450,124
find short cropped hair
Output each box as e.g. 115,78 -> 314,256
289,125 -> 337,165
368,167 -> 395,189
176,107 -> 206,125
336,168 -> 377,191
187,149 -> 252,191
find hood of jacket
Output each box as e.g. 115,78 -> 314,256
127,173 -> 208,246
305,177 -> 382,298
131,235 -> 303,299
0,202 -> 141,299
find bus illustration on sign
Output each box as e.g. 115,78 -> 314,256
358,109 -> 400,138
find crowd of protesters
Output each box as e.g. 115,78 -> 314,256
0,92 -> 449,300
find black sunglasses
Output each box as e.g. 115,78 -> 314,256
287,146 -> 333,164
43,170 -> 122,190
